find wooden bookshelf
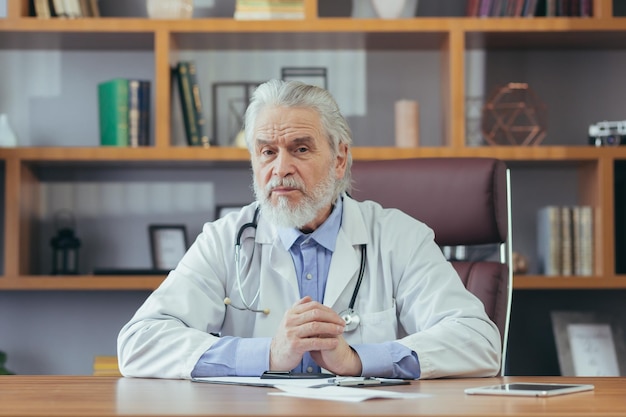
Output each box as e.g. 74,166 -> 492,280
0,0 -> 623,292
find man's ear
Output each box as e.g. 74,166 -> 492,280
335,143 -> 349,179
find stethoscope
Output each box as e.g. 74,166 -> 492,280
223,206 -> 367,332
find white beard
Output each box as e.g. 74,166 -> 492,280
253,165 -> 337,230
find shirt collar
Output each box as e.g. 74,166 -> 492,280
278,197 -> 343,252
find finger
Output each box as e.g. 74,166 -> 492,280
297,321 -> 345,339
293,303 -> 346,327
293,296 -> 313,307
297,335 -> 341,352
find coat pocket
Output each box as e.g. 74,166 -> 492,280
356,300 -> 397,343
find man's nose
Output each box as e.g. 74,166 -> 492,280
273,151 -> 295,177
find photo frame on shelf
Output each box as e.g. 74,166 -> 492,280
211,81 -> 262,148
281,67 -> 328,90
216,205 -> 245,220
551,311 -> 626,376
149,225 -> 188,271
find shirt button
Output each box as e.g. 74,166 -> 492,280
306,273 -> 313,280
307,366 -> 314,373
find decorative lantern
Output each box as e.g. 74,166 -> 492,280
50,211 -> 81,275
481,82 -> 547,146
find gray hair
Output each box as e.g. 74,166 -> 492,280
244,79 -> 353,196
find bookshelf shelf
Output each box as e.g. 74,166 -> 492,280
0,0 -> 620,286
514,275 -> 626,290
0,275 -> 165,290
2,274 -> 626,291
1,145 -> 623,162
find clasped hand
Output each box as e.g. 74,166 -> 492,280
269,296 -> 362,376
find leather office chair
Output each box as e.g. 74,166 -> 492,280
350,157 -> 512,374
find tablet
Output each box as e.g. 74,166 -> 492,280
464,382 -> 595,397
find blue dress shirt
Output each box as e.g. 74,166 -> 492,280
191,198 -> 420,378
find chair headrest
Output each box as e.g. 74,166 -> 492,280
350,158 -> 508,246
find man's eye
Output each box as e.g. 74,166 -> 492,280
295,147 -> 308,153
261,149 -> 275,156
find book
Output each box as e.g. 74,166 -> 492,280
187,62 -> 211,146
33,0 -> 51,18
479,0 -> 493,17
234,0 -> 305,20
98,78 -> 129,147
128,80 -> 141,147
93,355 -> 121,377
537,205 -> 594,277
175,61 -> 209,147
466,0 -> 481,16
89,0 -> 100,17
560,206 -> 573,276
63,0 -> 81,18
138,80 -> 151,146
51,0 -> 67,17
523,0 -> 539,16
573,206 -> 594,276
78,0 -> 92,16
175,62 -> 199,146
513,0 -> 525,16
580,0 -> 592,17
537,205 -> 561,276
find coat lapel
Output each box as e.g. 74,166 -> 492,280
324,196 -> 369,309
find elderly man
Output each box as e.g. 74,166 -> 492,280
118,79 -> 501,380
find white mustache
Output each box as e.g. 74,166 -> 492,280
265,177 -> 305,193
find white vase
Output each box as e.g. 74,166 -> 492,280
353,0 -> 418,19
146,0 -> 193,19
371,0 -> 405,19
0,114 -> 18,147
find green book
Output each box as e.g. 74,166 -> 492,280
98,78 -> 129,147
187,61 -> 211,146
175,62 -> 200,146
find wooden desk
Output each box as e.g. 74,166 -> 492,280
0,376 -> 624,417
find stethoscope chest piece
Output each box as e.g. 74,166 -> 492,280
339,308 -> 360,332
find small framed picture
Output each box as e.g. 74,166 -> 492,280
551,311 -> 626,376
216,205 -> 244,220
149,225 -> 188,270
281,67 -> 328,90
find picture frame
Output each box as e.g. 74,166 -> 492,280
551,310 -> 626,376
148,225 -> 188,270
216,205 -> 244,220
281,67 -> 328,90
211,81 -> 262,147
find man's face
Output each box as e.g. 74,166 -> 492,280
251,105 -> 348,231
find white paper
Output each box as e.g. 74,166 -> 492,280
568,323 -> 620,376
193,376 -> 428,402
269,385 -> 429,402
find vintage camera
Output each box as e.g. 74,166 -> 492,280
588,120 -> 626,146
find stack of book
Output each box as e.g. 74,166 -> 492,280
173,61 -> 211,147
466,0 -> 593,17
33,0 -> 101,18
98,78 -> 151,147
537,205 -> 594,276
92,355 -> 121,377
234,0 -> 305,20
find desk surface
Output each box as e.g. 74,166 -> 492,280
0,375 -> 624,417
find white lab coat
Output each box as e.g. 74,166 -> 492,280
118,195 -> 501,379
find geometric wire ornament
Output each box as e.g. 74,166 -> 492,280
481,82 -> 547,146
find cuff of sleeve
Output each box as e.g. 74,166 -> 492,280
236,337 -> 272,376
352,342 -> 420,379
351,343 -> 393,378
